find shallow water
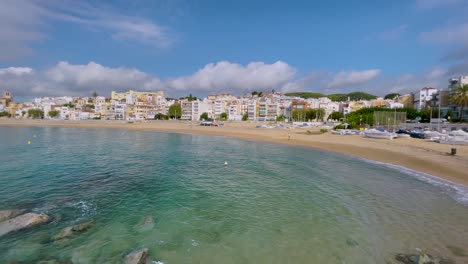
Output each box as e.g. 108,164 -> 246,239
0,126 -> 467,263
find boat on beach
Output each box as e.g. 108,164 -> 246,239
363,129 -> 397,140
437,130 -> 468,145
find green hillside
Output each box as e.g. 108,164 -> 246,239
285,91 -> 378,101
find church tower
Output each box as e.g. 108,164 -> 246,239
3,91 -> 12,100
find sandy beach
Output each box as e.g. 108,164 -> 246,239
1,118 -> 467,186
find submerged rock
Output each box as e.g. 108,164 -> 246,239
394,252 -> 435,264
134,216 -> 155,232
0,209 -> 24,222
35,257 -> 73,264
345,238 -> 359,247
0,213 -> 49,237
125,248 -> 149,264
52,220 -> 95,241
142,216 -> 154,225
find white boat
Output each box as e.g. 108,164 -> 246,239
396,133 -> 410,138
424,131 -> 447,142
363,129 -> 397,140
438,130 -> 468,145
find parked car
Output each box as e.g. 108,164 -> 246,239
201,121 -> 213,126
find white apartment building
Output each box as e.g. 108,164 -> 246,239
413,87 -> 438,110
94,96 -> 106,105
180,100 -> 212,121
448,76 -> 468,121
114,102 -> 126,120
211,101 -> 226,119
247,101 -> 257,121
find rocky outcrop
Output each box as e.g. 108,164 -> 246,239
395,252 -> 455,264
0,209 -> 24,222
0,213 -> 49,237
125,248 -> 149,264
52,220 -> 95,241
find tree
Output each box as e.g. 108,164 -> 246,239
276,115 -> 285,121
154,113 -> 168,120
220,112 -> 228,120
251,91 -> 258,96
329,111 -> 343,121
92,91 -> 98,98
284,92 -> 325,99
292,109 -> 308,121
258,92 -> 263,97
28,109 -> 44,119
384,93 -> 401,100
48,110 -> 60,118
168,103 -> 182,119
451,83 -> 468,121
242,113 -> 248,121
84,104 -> 95,110
327,93 -> 348,102
200,112 -> 209,120
0,111 -> 10,117
63,102 -> 75,108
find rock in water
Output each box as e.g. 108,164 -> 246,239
142,216 -> 154,225
135,216 -> 155,232
0,209 -> 24,222
0,213 -> 49,237
394,252 -> 435,264
125,248 -> 149,264
52,220 -> 95,241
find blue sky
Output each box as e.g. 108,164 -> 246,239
0,0 -> 467,98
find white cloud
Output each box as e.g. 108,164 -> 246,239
0,0 -> 174,60
0,61 -> 461,98
167,61 -> 296,93
420,23 -> 468,44
0,61 -> 163,97
0,67 -> 34,75
281,71 -> 329,93
328,69 -> 381,88
0,61 -> 296,97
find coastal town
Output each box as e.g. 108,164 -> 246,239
1,76 -> 467,125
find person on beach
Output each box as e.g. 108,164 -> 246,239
288,133 -> 291,140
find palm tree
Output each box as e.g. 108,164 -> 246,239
451,83 -> 468,121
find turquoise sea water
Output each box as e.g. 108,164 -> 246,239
0,126 -> 467,263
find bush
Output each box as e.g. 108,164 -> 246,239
220,112 -> 228,120
320,128 -> 328,134
155,113 -> 168,120
28,109 -> 44,119
242,113 -> 248,121
200,112 -> 209,120
276,115 -> 286,121
48,110 -> 60,118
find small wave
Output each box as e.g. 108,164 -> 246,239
357,157 -> 468,206
65,200 -> 97,219
31,203 -> 59,214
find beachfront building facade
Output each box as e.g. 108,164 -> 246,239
413,87 -> 438,111
448,76 -> 468,121
111,90 -> 164,101
180,100 -> 211,121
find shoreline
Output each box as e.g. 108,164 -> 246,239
1,119 -> 468,186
